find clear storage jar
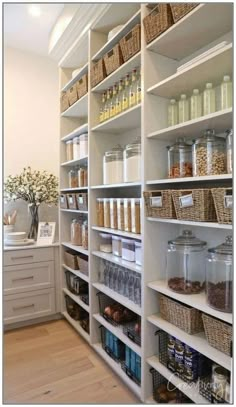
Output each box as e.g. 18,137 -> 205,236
66,140 -> 73,161
226,129 -> 233,174
167,139 -> 192,178
73,137 -> 80,160
103,145 -> 123,185
112,236 -> 122,257
96,198 -> 104,227
131,198 -> 141,234
206,236 -> 232,313
124,198 -> 132,232
124,137 -> 141,183
110,198 -> 118,229
69,168 -> 78,188
192,129 -> 226,176
99,233 -> 112,253
135,241 -> 142,265
122,238 -> 135,262
71,219 -> 82,246
117,198 -> 124,231
82,220 -> 88,250
103,198 -> 111,228
80,133 -> 88,158
166,230 -> 206,294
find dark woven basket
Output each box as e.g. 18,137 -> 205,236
211,188 -> 232,224
171,189 -> 217,222
143,4 -> 174,44
202,313 -> 233,356
143,190 -> 176,219
170,3 -> 199,23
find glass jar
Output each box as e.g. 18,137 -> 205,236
168,99 -> 178,127
226,129 -> 233,174
66,140 -> 73,161
122,238 -> 135,262
82,220 -> 88,250
112,235 -> 122,257
124,198 -> 132,232
212,366 -> 228,403
135,241 -> 142,265
73,137 -> 80,160
103,198 -> 111,228
206,236 -> 232,313
96,198 -> 104,227
69,168 -> 78,188
99,233 -> 112,253
124,137 -> 141,183
110,198 -> 118,229
166,230 -> 206,294
80,133 -> 88,158
131,198 -> 141,234
117,198 -> 124,231
178,94 -> 189,123
71,219 -> 82,246
167,139 -> 192,178
192,129 -> 226,176
103,145 -> 124,185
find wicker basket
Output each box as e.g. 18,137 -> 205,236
67,84 -> 78,106
76,74 -> 88,99
171,189 -> 217,222
143,190 -> 176,219
170,3 -> 199,23
143,4 -> 174,44
159,294 -> 203,334
90,59 -> 107,88
104,44 -> 123,76
202,314 -> 232,356
60,92 -> 69,113
119,24 -> 141,62
76,193 -> 88,211
211,188 -> 232,224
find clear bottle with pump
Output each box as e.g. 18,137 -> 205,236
168,99 -> 178,126
190,89 -> 202,119
178,94 -> 189,123
221,75 -> 232,110
99,92 -> 106,123
122,74 -> 130,111
203,82 -> 216,115
136,68 -> 141,104
129,69 -> 137,108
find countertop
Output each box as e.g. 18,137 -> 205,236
4,242 -> 60,251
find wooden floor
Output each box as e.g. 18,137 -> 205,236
4,319 -> 139,404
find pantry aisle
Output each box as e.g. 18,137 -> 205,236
4,320 -> 139,404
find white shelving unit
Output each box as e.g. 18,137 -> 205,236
59,3 -> 233,403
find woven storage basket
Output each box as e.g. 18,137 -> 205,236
76,193 -> 88,211
104,44 -> 123,75
67,84 -> 78,106
171,189 -> 217,222
170,3 -> 199,23
90,59 -> 107,88
143,190 -> 176,219
159,294 -> 204,334
143,4 -> 174,44
76,74 -> 88,99
211,188 -> 232,224
202,313 -> 232,356
60,92 -> 69,112
119,24 -> 141,62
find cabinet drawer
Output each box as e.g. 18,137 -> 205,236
4,248 -> 53,266
4,289 -> 56,325
4,262 -> 54,295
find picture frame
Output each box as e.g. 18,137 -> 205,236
37,222 -> 56,245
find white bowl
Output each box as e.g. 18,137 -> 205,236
7,232 -> 27,241
108,25 -> 124,42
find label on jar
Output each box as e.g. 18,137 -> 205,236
224,195 -> 232,209
151,196 -> 162,208
179,193 -> 193,208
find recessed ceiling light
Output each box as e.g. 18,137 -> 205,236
28,5 -> 41,17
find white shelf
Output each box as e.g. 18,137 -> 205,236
91,104 -> 141,133
93,313 -> 141,356
91,181 -> 141,189
148,280 -> 232,324
62,263 -> 89,283
93,283 -> 141,316
62,311 -> 90,343
92,226 -> 142,240
93,343 -> 141,398
92,251 -> 142,273
61,63 -> 88,92
147,109 -> 232,141
146,3 -> 233,60
63,287 -> 90,313
147,314 -> 232,371
147,43 -> 232,99
60,187 -> 88,192
61,156 -> 88,167
61,123 -> 88,142
92,52 -> 141,93
147,217 -> 232,230
147,174 -> 232,185
60,209 -> 88,214
147,356 -> 209,404
61,242 -> 89,256
61,93 -> 88,118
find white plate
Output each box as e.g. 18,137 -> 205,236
4,239 -> 35,246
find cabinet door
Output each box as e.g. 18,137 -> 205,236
4,248 -> 53,266
4,262 -> 54,295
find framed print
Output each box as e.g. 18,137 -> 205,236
37,222 -> 56,245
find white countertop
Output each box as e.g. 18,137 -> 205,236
4,242 -> 60,251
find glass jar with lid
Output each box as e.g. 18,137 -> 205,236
124,137 -> 141,183
80,133 -> 88,158
206,236 -> 232,313
66,140 -> 73,161
73,137 -> 80,160
71,219 -> 82,246
103,145 -> 124,185
166,230 -> 206,294
99,233 -> 112,253
226,129 -> 233,174
82,220 -> 88,250
69,168 -> 78,188
167,138 -> 192,178
192,129 -> 226,176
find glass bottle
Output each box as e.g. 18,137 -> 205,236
122,74 -> 130,111
178,94 -> 189,123
134,274 -> 141,306
221,75 -> 232,110
104,88 -> 111,121
226,129 -> 233,174
136,67 -> 141,104
110,84 -> 117,118
168,99 -> 178,127
116,79 -> 123,115
129,69 -> 137,108
128,272 -> 135,302
99,92 -> 106,123
203,82 -> 216,115
190,89 -> 202,120
123,269 -> 129,297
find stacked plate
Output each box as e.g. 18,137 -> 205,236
4,232 -> 34,246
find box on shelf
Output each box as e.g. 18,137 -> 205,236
76,74 -> 88,99
65,270 -> 88,295
143,4 -> 174,44
170,3 -> 199,23
211,188 -> 232,224
60,92 -> 69,112
67,84 -> 78,106
76,193 -> 88,211
143,190 -> 176,219
202,313 -> 232,356
77,254 -> 89,276
171,189 -> 217,222
90,58 -> 107,88
119,24 -> 141,62
103,44 -> 123,76
67,194 -> 78,210
64,251 -> 79,270
60,194 -> 68,209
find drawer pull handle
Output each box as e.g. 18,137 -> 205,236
12,276 -> 34,282
11,255 -> 34,260
13,304 -> 35,310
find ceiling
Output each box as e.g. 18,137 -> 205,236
3,3 -> 64,56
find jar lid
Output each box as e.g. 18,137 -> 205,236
194,129 -> 225,145
124,136 -> 141,153
213,366 -> 228,379
104,145 -> 123,161
73,137 -> 80,142
100,233 -> 111,239
66,140 -> 73,144
112,235 -> 121,241
168,230 -> 206,247
208,236 -> 232,255
122,238 -> 135,244
72,219 -> 78,223
167,138 -> 192,151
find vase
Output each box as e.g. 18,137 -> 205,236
28,204 -> 39,240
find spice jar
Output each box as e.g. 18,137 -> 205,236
166,230 -> 206,294
110,198 -> 118,229
112,236 -> 122,257
167,139 -> 192,178
206,236 -> 232,313
82,220 -> 88,249
99,233 -> 112,253
103,198 -> 111,228
96,198 -> 104,227
103,145 -> 123,185
68,168 -> 79,188
212,366 -> 228,403
80,133 -> 88,158
124,137 -> 141,183
124,199 -> 132,232
131,198 -> 141,234
117,198 -> 124,231
226,129 -> 232,174
192,129 -> 226,176
73,137 -> 80,160
71,219 -> 82,245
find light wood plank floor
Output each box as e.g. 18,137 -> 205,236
4,319 -> 139,404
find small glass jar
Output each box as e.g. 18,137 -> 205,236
124,137 -> 141,183
71,219 -> 82,246
103,145 -> 123,185
206,236 -> 232,313
192,129 -> 226,176
73,137 -> 80,160
82,220 -> 88,250
110,198 -> 118,229
66,140 -> 73,161
131,198 -> 141,234
112,236 -> 122,257
212,366 -> 228,403
135,241 -> 142,265
122,238 -> 135,262
166,230 -> 206,294
117,198 -> 124,231
103,198 -> 111,228
124,198 -> 132,232
69,168 -> 78,188
167,138 -> 192,178
99,233 -> 112,253
96,198 -> 104,227
80,133 -> 88,158
226,129 -> 233,174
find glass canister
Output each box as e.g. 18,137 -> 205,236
103,145 -> 124,185
226,129 -> 233,174
71,218 -> 82,245
206,236 -> 232,313
103,198 -> 111,228
167,138 -> 192,178
73,137 -> 80,160
110,198 -> 118,229
80,133 -> 88,158
82,220 -> 88,249
69,168 -> 78,188
117,198 -> 124,231
99,233 -> 112,253
96,198 -> 104,227
124,137 -> 141,183
166,230 -> 206,294
66,140 -> 73,161
112,235 -> 122,257
192,129 -> 226,176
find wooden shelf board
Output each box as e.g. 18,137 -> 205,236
147,174 -> 232,185
147,217 -> 232,230
61,93 -> 88,118
61,63 -> 88,92
63,287 -> 90,313
91,182 -> 141,189
92,226 -> 142,241
61,156 -> 88,167
91,104 -> 141,133
60,209 -> 88,214
61,242 -> 89,256
62,311 -> 90,342
62,264 -> 89,283
61,123 -> 88,142
92,251 -> 142,273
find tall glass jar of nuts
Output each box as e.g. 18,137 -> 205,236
167,138 -> 192,178
192,129 -> 226,176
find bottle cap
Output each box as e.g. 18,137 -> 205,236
206,83 -> 213,89
193,89 -> 199,95
180,94 -> 187,99
170,99 -> 176,103
223,75 -> 231,81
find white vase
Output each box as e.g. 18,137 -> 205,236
4,225 -> 14,240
